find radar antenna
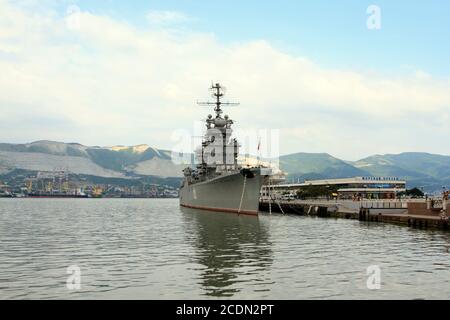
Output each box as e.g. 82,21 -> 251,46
197,83 -> 239,118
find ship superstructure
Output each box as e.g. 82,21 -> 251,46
179,83 -> 270,215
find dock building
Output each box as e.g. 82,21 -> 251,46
261,176 -> 406,200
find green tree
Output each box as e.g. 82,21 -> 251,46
405,187 -> 424,198
296,185 -> 338,199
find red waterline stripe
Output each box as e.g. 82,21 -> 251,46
180,203 -> 258,216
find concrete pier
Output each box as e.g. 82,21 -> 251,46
259,199 -> 450,231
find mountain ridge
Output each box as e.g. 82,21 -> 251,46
1,141 -> 449,192
0,141 -> 182,178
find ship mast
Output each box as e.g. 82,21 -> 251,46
197,83 -> 240,117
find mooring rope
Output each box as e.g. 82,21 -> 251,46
237,175 -> 247,214
287,203 -> 303,215
268,178 -> 272,215
275,198 -> 286,214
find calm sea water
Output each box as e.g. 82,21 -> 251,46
1,198 -> 450,300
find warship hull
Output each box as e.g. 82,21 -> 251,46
180,169 -> 267,216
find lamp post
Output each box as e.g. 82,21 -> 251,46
440,186 -> 448,220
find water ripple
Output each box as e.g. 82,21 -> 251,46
1,198 -> 450,299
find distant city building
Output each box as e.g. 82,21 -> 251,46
0,182 -> 12,197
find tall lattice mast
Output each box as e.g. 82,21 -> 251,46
197,83 -> 239,117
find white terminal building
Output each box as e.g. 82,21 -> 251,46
261,176 -> 407,200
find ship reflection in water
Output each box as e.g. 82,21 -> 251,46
1,199 -> 450,299
180,207 -> 273,297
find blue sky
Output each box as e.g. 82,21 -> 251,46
69,0 -> 450,75
1,0 -> 449,159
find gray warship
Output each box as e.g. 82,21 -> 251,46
179,83 -> 271,215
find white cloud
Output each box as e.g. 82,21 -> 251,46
146,10 -> 191,25
0,1 -> 449,160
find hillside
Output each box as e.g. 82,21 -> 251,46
0,141 -> 184,178
1,141 -> 449,192
278,152 -> 369,178
354,153 -> 450,180
277,152 -> 449,191
353,153 -> 450,191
